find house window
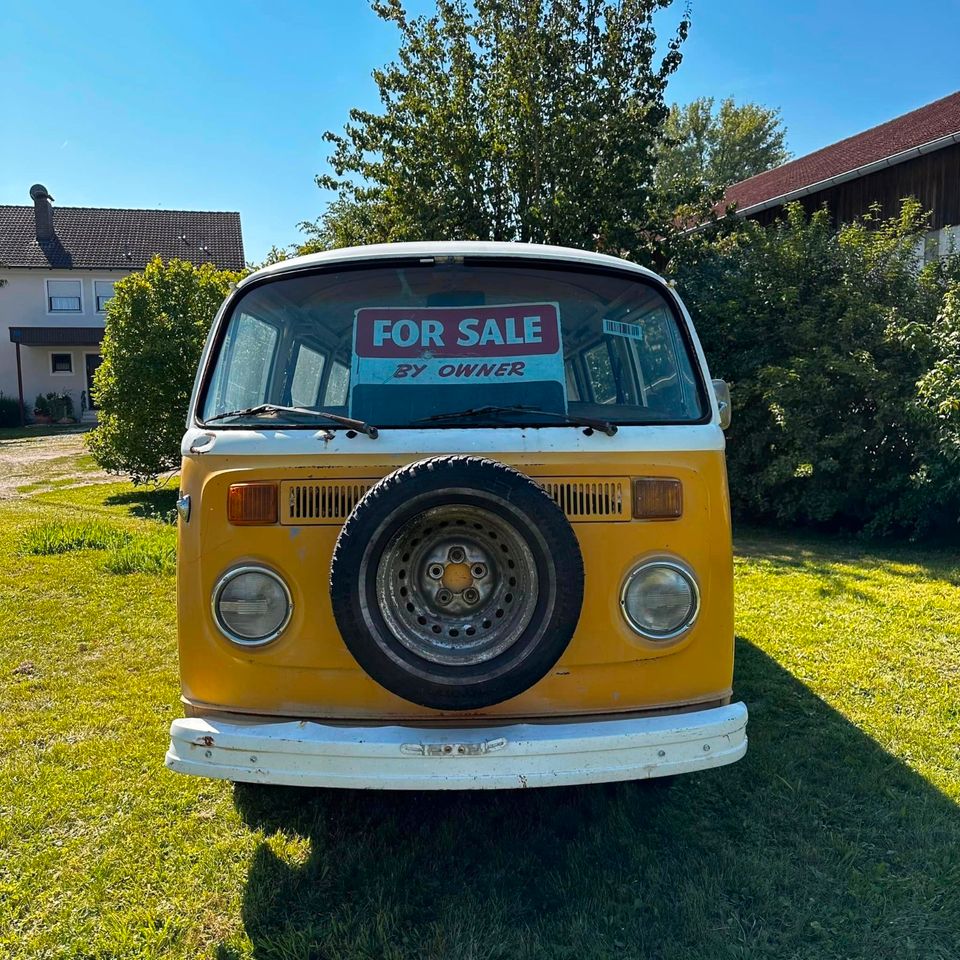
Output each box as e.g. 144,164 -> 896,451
51,353 -> 74,375
47,279 -> 82,313
94,280 -> 116,313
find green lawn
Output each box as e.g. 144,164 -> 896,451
2,485 -> 958,959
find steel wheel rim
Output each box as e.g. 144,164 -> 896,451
374,504 -> 538,666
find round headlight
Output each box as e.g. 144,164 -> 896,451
213,566 -> 292,646
620,561 -> 699,640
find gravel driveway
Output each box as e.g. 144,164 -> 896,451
0,429 -> 116,498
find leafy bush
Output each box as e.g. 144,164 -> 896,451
33,392 -> 74,421
48,392 -> 74,420
674,200 -> 960,539
917,284 -> 960,471
0,392 -> 20,428
87,256 -> 243,483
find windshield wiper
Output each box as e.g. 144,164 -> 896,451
414,404 -> 618,436
202,404 -> 378,438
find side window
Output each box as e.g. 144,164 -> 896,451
324,360 -> 350,406
584,343 -> 617,404
211,313 -> 278,412
628,307 -> 688,413
564,359 -> 581,402
289,344 -> 326,408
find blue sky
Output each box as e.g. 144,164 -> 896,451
2,1 -> 958,264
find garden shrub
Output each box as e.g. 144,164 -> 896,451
673,200 -> 960,539
0,392 -> 20,427
87,256 -> 243,483
917,282 -> 960,476
33,392 -> 75,421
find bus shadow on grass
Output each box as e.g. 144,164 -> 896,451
104,486 -> 179,521
220,640 -> 960,960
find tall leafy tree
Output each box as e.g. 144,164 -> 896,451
656,96 -> 789,205
308,0 -> 691,263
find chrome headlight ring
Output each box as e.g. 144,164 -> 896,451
619,559 -> 700,641
211,564 -> 293,647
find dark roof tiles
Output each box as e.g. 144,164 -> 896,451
0,204 -> 245,271
726,90 -> 960,211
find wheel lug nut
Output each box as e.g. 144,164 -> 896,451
436,589 -> 453,606
471,564 -> 486,578
462,587 -> 480,604
428,563 -> 444,579
448,546 -> 466,563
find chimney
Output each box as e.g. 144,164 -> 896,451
30,183 -> 54,241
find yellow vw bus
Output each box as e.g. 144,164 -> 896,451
165,242 -> 747,789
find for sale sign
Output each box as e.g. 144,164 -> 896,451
349,303 -> 566,422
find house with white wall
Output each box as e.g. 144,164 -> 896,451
0,184 -> 244,423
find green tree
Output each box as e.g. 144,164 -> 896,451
298,198 -> 393,253
656,96 -> 789,208
88,257 -> 242,483
917,283 -> 960,468
310,0 -> 691,263
673,200 -> 960,539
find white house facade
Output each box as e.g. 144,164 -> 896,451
0,184 -> 244,423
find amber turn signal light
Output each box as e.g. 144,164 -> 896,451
227,482 -> 278,525
632,478 -> 683,520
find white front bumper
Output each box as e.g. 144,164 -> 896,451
166,702 -> 747,790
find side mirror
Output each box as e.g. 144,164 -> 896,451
712,379 -> 731,430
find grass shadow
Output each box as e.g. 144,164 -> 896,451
104,486 -> 179,522
736,527 -> 960,590
221,640 -> 960,959
0,425 -> 89,443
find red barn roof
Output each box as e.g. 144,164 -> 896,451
725,90 -> 960,214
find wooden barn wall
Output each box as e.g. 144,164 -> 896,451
750,143 -> 960,228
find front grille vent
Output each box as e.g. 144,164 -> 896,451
279,476 -> 629,524
538,477 -> 630,522
280,481 -> 375,524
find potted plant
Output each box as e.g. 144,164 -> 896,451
32,394 -> 52,424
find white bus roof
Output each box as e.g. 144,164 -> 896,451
239,241 -> 664,289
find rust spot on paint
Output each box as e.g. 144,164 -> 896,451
198,735 -> 215,747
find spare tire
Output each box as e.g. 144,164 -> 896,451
329,455 -> 584,710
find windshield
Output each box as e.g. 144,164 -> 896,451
199,260 -> 706,428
